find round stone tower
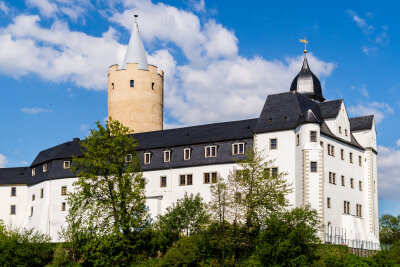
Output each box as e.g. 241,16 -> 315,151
108,15 -> 164,133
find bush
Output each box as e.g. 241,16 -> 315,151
160,236 -> 201,266
0,221 -> 54,266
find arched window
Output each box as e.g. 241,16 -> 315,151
130,80 -> 134,87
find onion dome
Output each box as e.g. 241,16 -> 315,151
290,51 -> 325,102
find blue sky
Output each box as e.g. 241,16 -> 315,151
0,0 -> 399,216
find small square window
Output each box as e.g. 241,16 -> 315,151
11,187 -> 16,197
184,148 -> 191,160
344,201 -> 350,214
130,80 -> 134,87
144,152 -> 151,164
320,141 -> 323,147
32,194 -> 35,201
10,205 -> 16,215
187,174 -> 193,185
345,129 -> 348,136
356,204 -> 362,217
40,188 -> 44,198
61,186 -> 67,196
160,176 -> 167,187
211,172 -> 217,183
270,138 -> 277,150
111,83 -> 115,90
271,167 -> 278,177
32,168 -> 36,176
349,153 -> 353,163
310,162 -> 317,172
63,161 -> 71,169
43,164 -> 48,172
350,178 -> 354,189
341,175 -> 345,186
327,197 -> 331,208
179,175 -> 186,186
339,126 -> 342,134
164,150 -> 171,162
125,154 -> 132,162
310,131 -> 317,142
359,181 -> 362,191
204,173 -> 210,184
205,146 -> 217,158
61,202 -> 66,211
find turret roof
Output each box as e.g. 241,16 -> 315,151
121,16 -> 148,70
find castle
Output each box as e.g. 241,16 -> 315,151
0,17 -> 380,249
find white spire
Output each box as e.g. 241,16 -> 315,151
121,15 -> 148,70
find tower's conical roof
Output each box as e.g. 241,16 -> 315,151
121,15 -> 148,70
290,52 -> 325,102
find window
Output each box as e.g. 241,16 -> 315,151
296,134 -> 300,146
232,142 -> 245,155
270,138 -> 277,149
349,153 -> 353,163
111,83 -> 115,90
10,205 -> 16,215
339,126 -> 342,134
125,154 -> 132,162
356,204 -> 362,217
32,168 -> 36,176
350,178 -> 354,189
152,82 -> 155,90
271,167 -> 278,177
320,141 -> 324,147
130,80 -> 134,87
30,206 -> 34,217
43,164 -> 48,172
328,172 -> 336,184
359,181 -> 362,191
344,201 -> 350,214
179,174 -> 193,186
310,131 -> 317,142
63,160 -> 71,169
184,148 -> 191,160
327,144 -> 335,157
32,194 -> 35,201
327,197 -> 331,208
61,202 -> 66,211
359,156 -> 362,166
164,150 -> 171,162
11,187 -> 16,197
345,129 -> 348,136
160,176 -> 167,187
310,162 -> 317,172
40,188 -> 44,198
341,175 -> 345,186
341,149 -> 344,160
61,186 -> 67,196
144,152 -> 151,164
205,145 -> 217,158
204,172 -> 217,184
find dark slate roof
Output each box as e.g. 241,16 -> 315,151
31,139 -> 83,167
31,119 -> 258,167
290,54 -> 325,102
350,115 -> 374,131
254,91 -> 321,133
318,100 -> 343,119
134,118 -> 258,150
0,167 -> 31,184
296,109 -> 321,127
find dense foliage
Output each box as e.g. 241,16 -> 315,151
380,214 -> 400,245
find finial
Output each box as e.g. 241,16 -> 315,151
299,38 -> 308,53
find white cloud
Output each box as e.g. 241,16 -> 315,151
21,107 -> 52,114
186,0 -> 205,12
347,10 -> 374,35
79,123 -> 89,131
0,153 -> 7,167
378,145 -> 400,201
348,102 -> 393,124
26,0 -> 92,21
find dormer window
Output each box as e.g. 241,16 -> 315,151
43,164 -> 48,173
32,168 -> 36,176
184,148 -> 191,160
125,154 -> 132,162
232,142 -> 245,155
63,161 -> 71,169
164,150 -> 171,162
205,145 -> 217,158
144,152 -> 151,164
130,80 -> 134,87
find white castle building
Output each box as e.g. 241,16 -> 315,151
0,18 -> 379,248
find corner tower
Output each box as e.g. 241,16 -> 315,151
108,15 -> 164,133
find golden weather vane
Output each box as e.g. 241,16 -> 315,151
299,37 -> 308,53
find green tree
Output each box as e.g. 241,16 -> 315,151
253,206 -> 321,266
380,214 -> 400,245
155,193 -> 209,252
65,119 -> 149,265
0,220 -> 54,267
